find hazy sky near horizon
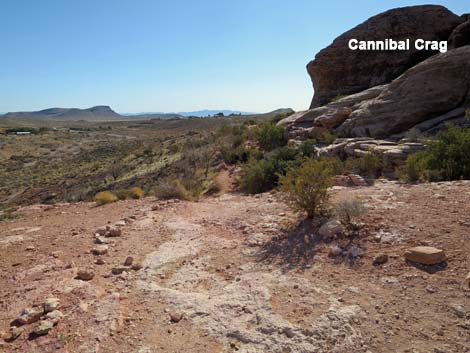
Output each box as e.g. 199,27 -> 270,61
1,0 -> 467,113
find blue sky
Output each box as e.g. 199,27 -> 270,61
0,0 -> 467,113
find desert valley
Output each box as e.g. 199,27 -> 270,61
0,3 -> 469,353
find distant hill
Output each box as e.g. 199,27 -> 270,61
124,109 -> 258,117
2,106 -> 124,121
177,110 -> 257,117
0,106 -> 293,121
263,108 -> 295,116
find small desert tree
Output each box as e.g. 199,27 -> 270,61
279,158 -> 334,218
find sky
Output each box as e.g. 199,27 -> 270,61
0,0 -> 467,114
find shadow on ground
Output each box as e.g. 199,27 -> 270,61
255,218 -> 324,271
256,217 -> 368,272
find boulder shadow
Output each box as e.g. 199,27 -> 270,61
405,260 -> 448,274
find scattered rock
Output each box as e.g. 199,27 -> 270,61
44,310 -> 63,325
14,307 -> 43,325
170,312 -> 183,323
328,245 -> 343,257
347,245 -> 363,259
449,304 -> 466,319
115,220 -> 126,227
111,266 -> 128,275
95,258 -> 105,265
404,246 -> 446,265
319,220 -> 344,240
131,263 -> 143,271
373,254 -> 389,266
465,271 -> 470,289
124,256 -> 134,266
283,327 -> 296,338
106,227 -> 122,237
25,245 -> 35,251
94,236 -> 109,244
348,174 -> 368,187
95,227 -> 107,236
75,268 -> 95,281
91,245 -> 109,255
43,298 -> 60,313
32,320 -> 54,336
3,326 -> 23,342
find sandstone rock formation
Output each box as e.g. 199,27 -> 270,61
307,5 -> 464,108
280,46 -> 470,139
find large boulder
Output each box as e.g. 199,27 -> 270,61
449,19 -> 470,49
280,46 -> 470,139
307,5 -> 463,108
337,46 -> 470,137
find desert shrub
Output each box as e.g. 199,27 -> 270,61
399,125 -> 470,182
421,125 -> 470,181
179,177 -> 205,200
404,128 -> 423,142
310,130 -> 337,145
299,138 -> 317,157
279,158 -> 334,218
0,206 -> 19,222
154,178 -> 204,201
267,146 -> 300,167
253,123 -> 286,151
130,187 -> 145,199
238,158 -> 278,194
95,191 -> 118,205
238,146 -> 300,194
220,145 -> 253,164
345,151 -> 383,178
204,179 -> 222,195
155,180 -> 187,200
335,199 -> 367,226
115,189 -> 133,200
395,152 -> 428,182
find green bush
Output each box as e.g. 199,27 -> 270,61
299,138 -> 317,157
423,125 -> 470,180
238,146 -> 300,194
0,206 -> 19,222
395,152 -> 428,182
400,125 -> 470,182
115,189 -> 134,200
345,152 -> 383,178
279,158 -> 334,218
220,145 -> 258,165
253,123 -> 286,151
238,158 -> 278,194
310,130 -> 337,145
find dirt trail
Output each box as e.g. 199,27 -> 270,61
0,181 -> 469,353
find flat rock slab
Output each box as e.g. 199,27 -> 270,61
404,246 -> 446,265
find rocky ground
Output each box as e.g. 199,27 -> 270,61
0,180 -> 469,353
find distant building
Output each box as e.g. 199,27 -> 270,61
6,131 -> 32,135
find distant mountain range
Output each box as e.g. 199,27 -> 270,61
0,106 -> 293,121
122,109 -> 257,117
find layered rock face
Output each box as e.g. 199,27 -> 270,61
281,5 -> 470,140
307,5 -> 463,108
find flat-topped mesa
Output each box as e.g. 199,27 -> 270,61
307,5 -> 464,108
